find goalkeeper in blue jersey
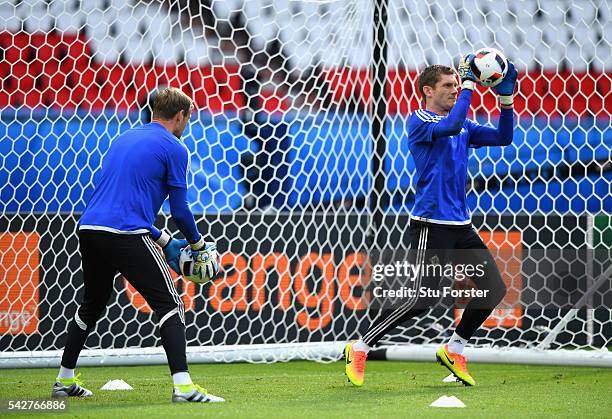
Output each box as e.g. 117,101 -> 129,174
345,57 -> 518,387
52,88 -> 224,403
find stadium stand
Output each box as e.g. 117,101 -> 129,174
1,110 -> 609,213
0,0 -> 609,213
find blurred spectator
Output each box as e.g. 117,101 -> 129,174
238,37 -> 294,210
166,2 -> 336,209
291,65 -> 335,113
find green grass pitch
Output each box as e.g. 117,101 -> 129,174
1,361 -> 611,418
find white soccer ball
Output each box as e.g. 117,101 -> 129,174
178,246 -> 220,284
470,48 -> 508,87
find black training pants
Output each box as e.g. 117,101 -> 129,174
76,230 -> 184,326
61,230 -> 187,374
362,221 -> 507,346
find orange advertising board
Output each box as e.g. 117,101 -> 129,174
0,232 -> 40,334
121,233 -> 521,331
454,231 -> 523,328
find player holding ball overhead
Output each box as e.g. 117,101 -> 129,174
53,87 -> 224,403
344,52 -> 518,387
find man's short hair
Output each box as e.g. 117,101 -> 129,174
151,87 -> 192,120
417,65 -> 456,102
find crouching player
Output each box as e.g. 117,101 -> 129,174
53,88 -> 224,403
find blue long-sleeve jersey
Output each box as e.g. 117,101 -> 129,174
79,122 -> 200,243
407,89 -> 514,225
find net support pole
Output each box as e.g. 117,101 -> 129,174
586,213 -> 594,346
369,0 -> 389,249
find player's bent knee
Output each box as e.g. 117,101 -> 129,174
480,262 -> 507,306
158,306 -> 184,327
77,306 -> 105,330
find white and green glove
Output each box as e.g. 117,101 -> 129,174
458,53 -> 477,91
181,237 -> 221,284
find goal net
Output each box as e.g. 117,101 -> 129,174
1,0 -> 610,368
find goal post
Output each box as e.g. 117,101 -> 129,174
1,0 -> 611,368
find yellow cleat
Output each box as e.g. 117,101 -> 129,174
344,341 -> 367,387
436,344 -> 476,386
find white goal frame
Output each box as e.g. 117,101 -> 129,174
1,0 -> 610,369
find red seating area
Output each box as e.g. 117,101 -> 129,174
0,32 -> 244,112
324,68 -> 611,117
1,31 -> 609,117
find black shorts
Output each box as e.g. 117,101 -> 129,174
409,219 -> 488,255
75,230 -> 184,328
407,220 -> 504,310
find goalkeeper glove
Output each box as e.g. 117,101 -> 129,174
493,61 -> 518,106
189,236 -> 221,281
193,242 -> 221,281
458,53 -> 477,91
154,231 -> 188,275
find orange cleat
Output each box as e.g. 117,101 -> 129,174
344,341 -> 368,387
436,344 -> 476,386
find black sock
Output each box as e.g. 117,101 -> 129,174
60,320 -> 90,369
160,313 -> 188,375
455,309 -> 493,340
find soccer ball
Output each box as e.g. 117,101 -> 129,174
470,48 -> 508,87
178,246 -> 220,284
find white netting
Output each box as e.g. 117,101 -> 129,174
0,0 -> 610,367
